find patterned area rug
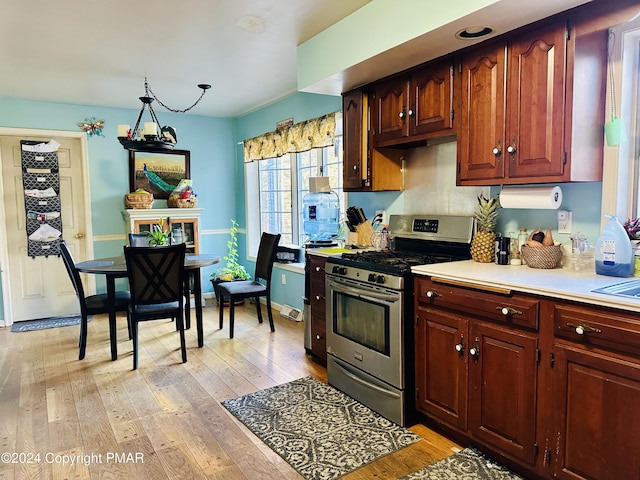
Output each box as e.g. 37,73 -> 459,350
222,376 -> 421,480
11,314 -> 83,332
399,447 -> 523,480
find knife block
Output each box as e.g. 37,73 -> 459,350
355,222 -> 375,246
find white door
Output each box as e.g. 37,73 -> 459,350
0,131 -> 93,324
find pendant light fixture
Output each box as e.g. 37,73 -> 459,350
117,77 -> 211,151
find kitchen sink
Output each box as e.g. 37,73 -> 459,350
592,279 -> 640,298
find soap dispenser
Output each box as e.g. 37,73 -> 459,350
595,215 -> 634,277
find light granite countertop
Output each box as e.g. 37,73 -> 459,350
412,260 -> 640,313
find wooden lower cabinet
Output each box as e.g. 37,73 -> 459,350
307,255 -> 327,364
552,301 -> 640,480
415,275 -> 640,479
415,298 -> 538,466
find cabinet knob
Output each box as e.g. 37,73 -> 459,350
469,337 -> 480,361
316,334 -> 324,340
315,266 -> 321,272
507,144 -> 517,154
74,233 -> 85,239
566,322 -> 602,335
399,110 -> 405,119
455,335 -> 465,356
408,109 -> 414,117
353,165 -> 358,171
492,147 -> 501,156
497,306 -> 523,316
426,290 -> 440,298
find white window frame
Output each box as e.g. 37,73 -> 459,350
245,120 -> 345,258
602,15 -> 640,227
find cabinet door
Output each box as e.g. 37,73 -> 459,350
457,44 -> 506,183
168,217 -> 199,254
505,23 -> 567,179
468,320 -> 538,464
415,306 -> 468,431
410,61 -> 454,137
372,77 -> 409,145
553,344 -> 640,480
343,90 -> 367,190
308,256 -> 327,362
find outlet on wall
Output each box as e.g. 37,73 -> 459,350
375,210 -> 387,225
557,210 -> 572,234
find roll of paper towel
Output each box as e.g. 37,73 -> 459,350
499,186 -> 562,209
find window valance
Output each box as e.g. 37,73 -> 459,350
243,112 -> 337,162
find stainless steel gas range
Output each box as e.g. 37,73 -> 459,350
325,214 -> 474,426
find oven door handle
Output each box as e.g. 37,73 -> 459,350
328,281 -> 399,303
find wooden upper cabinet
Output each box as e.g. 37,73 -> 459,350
409,61 -> 454,138
457,20 -> 605,185
342,89 -> 366,190
457,44 -> 506,183
506,23 -> 567,179
372,76 -> 409,145
372,59 -> 455,147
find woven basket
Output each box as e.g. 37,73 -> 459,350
168,197 -> 198,208
124,192 -> 153,209
521,244 -> 563,269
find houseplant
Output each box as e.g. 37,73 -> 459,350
211,219 -> 251,304
146,218 -> 170,246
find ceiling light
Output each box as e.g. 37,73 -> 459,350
117,77 -> 211,152
455,26 -> 494,40
236,15 -> 267,34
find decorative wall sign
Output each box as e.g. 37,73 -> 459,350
129,149 -> 190,200
21,140 -> 62,258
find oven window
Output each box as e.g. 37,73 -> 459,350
332,291 -> 390,355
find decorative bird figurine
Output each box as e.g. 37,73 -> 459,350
142,163 -> 177,193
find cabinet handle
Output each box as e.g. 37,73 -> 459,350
425,290 -> 440,298
454,335 -> 465,357
497,306 -> 522,316
507,144 -> 517,154
566,322 -> 602,335
469,338 -> 480,361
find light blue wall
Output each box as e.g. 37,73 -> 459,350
234,92 -> 343,311
0,97 -> 236,320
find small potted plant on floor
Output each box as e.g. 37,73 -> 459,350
211,219 -> 251,305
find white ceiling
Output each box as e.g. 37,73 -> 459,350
1,0 -> 594,118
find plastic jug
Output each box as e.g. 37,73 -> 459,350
595,215 -> 634,277
303,190 -> 340,241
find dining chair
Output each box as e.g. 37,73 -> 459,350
128,233 -> 150,247
124,243 -> 187,370
59,240 -> 131,360
218,232 -> 281,338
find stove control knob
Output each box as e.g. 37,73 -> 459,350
368,273 -> 376,282
376,275 -> 385,284
339,267 -> 347,275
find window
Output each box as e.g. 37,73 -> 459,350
245,113 -> 345,256
603,16 -> 640,223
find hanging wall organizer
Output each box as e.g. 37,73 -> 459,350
21,140 -> 62,258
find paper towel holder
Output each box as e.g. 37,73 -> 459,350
498,185 -> 563,209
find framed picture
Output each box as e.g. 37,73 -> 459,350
129,149 -> 190,199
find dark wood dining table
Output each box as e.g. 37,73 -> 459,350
76,253 -> 219,360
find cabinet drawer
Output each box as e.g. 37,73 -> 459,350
554,303 -> 640,356
415,277 -> 539,330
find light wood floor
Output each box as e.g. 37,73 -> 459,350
0,303 -> 461,480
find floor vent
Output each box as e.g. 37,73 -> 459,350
280,304 -> 302,322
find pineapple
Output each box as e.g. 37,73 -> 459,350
471,194 -> 499,263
